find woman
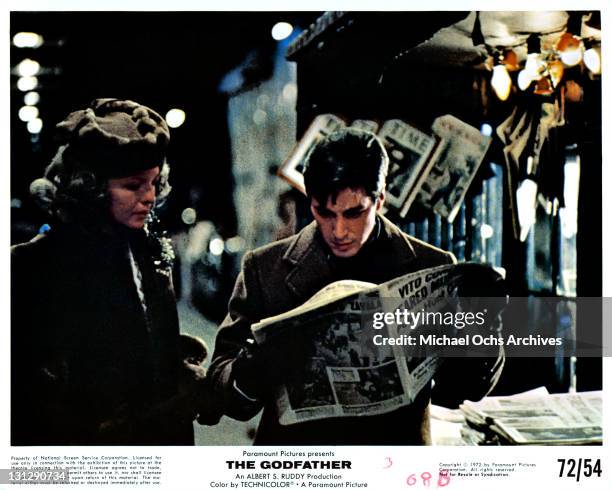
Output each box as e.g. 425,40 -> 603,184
11,98 -> 209,445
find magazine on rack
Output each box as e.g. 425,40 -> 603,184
277,113 -> 494,222
277,115 -> 439,217
277,113 -> 346,192
376,119 -> 438,213
251,263 -> 501,425
414,114 -> 492,221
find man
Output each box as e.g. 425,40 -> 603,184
208,128 -> 503,444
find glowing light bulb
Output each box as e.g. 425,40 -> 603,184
584,46 -> 601,74
491,65 -> 512,101
517,69 -> 532,91
560,49 -> 583,67
556,33 -> 583,67
524,53 -> 543,78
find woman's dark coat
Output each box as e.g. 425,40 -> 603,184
11,226 -> 194,445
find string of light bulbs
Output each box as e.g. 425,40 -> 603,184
489,31 -> 601,102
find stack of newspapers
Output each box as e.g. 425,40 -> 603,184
458,388 -> 602,445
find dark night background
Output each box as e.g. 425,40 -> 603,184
10,11 -> 321,240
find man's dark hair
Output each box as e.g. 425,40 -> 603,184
303,128 -> 389,204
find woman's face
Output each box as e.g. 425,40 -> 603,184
107,167 -> 160,229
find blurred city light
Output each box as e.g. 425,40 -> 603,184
256,94 -> 270,107
252,109 -> 267,125
13,32 -> 43,48
480,224 -> 494,240
271,22 -> 293,41
17,76 -> 38,92
18,105 -> 39,122
27,118 -> 43,134
165,108 -> 186,128
24,91 -> 40,106
225,236 -> 246,253
17,58 -> 40,77
480,123 -> 493,137
282,82 -> 298,102
181,207 -> 197,225
209,238 -> 225,256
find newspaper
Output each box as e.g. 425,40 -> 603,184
252,263 -> 488,425
415,114 -> 492,221
430,387 -> 548,446
277,113 -> 346,193
460,390 -> 602,445
376,119 -> 438,214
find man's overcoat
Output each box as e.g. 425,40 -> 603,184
209,216 -> 503,444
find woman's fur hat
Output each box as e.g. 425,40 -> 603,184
55,98 -> 170,178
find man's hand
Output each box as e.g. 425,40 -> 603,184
453,263 -> 508,334
231,338 -> 309,402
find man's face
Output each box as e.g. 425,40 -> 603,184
311,187 -> 383,258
